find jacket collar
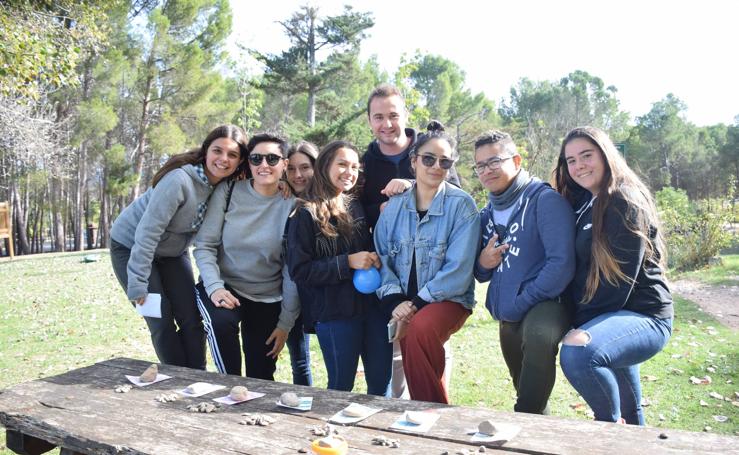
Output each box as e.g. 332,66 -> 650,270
402,181 -> 447,217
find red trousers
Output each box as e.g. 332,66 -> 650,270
400,301 -> 470,404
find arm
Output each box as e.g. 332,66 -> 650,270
418,199 -> 481,303
474,205 -> 495,283
192,183 -> 228,296
373,206 -> 406,311
126,171 -> 187,301
286,208 -> 352,286
584,198 -> 645,313
514,191 -> 576,313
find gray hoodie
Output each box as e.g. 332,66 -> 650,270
111,164 -> 213,300
193,179 -> 299,332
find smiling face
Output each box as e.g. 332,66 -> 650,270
411,138 -> 453,189
564,137 -> 606,193
474,142 -> 521,195
248,141 -> 287,189
203,137 -> 243,185
286,152 -> 314,195
328,147 -> 360,194
368,95 -> 409,152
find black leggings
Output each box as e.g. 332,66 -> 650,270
195,282 -> 281,379
110,239 -> 206,369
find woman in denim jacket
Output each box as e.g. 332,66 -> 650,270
374,121 -> 481,404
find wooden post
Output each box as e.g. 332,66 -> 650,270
0,201 -> 14,259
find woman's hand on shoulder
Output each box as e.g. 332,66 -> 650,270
380,179 -> 411,197
210,288 -> 240,310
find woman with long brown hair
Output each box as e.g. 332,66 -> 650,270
554,126 -> 673,425
110,124 -> 247,369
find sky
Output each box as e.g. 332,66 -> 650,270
229,0 -> 738,127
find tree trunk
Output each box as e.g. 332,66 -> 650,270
10,175 -> 31,255
50,177 -> 66,252
130,69 -> 155,203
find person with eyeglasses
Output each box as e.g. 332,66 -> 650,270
374,121 -> 480,404
361,83 -> 458,400
193,133 -> 299,379
287,141 -> 392,396
473,130 -> 575,414
110,124 -> 247,370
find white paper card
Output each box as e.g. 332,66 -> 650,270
213,391 -> 265,405
468,423 -> 521,443
136,293 -> 162,318
178,382 -> 226,397
276,396 -> 313,411
328,403 -> 382,424
125,373 -> 171,387
390,411 -> 440,433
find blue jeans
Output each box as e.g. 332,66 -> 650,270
286,314 -> 312,386
315,305 -> 392,396
560,310 -> 672,425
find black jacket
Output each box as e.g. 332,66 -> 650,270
359,128 -> 461,228
286,199 -> 377,327
568,190 -> 673,327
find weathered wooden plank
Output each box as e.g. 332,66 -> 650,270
1,358 -> 736,455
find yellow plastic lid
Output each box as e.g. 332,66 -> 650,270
310,436 -> 348,455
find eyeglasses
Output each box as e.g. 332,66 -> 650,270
419,154 -> 455,170
473,156 -> 513,175
248,153 -> 283,167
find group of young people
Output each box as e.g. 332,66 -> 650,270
110,84 -> 673,426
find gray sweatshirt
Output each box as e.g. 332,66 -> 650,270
193,179 -> 299,332
111,164 -> 213,300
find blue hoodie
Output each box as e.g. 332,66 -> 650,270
474,179 -> 575,322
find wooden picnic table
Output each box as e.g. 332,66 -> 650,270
0,357 -> 734,454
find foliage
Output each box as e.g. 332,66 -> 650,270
656,187 -> 735,271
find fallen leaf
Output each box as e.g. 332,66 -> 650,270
709,392 -> 725,400
700,400 -> 709,407
643,375 -> 658,382
641,397 -> 652,407
706,367 -> 716,373
671,354 -> 683,359
713,415 -> 728,423
703,426 -> 712,432
690,375 -> 712,385
569,403 -> 586,410
658,414 -> 666,421
731,402 -> 739,407
668,367 -> 684,375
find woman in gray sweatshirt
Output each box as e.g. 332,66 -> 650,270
110,125 -> 247,369
193,133 -> 299,379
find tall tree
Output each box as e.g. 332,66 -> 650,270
251,5 -> 374,127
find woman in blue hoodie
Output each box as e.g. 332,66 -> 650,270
473,130 -> 575,414
555,126 -> 673,425
110,125 -> 247,369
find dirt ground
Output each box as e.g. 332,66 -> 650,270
671,279 -> 739,330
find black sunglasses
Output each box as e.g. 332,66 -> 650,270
248,153 -> 283,167
419,154 -> 455,170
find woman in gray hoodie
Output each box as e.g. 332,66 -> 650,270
110,125 -> 247,369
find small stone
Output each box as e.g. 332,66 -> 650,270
298,449 -> 308,454
709,391 -> 725,400
342,403 -> 369,418
229,385 -> 249,401
479,445 -> 486,452
280,392 -> 300,407
478,420 -> 497,436
704,426 -> 712,432
114,384 -> 132,393
139,364 -> 158,383
659,433 -> 668,440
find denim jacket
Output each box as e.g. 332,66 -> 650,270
374,181 -> 481,311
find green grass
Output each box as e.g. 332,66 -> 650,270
0,252 -> 737,454
671,254 -> 739,286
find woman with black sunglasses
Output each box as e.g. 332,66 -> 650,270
193,133 -> 299,380
374,121 -> 481,404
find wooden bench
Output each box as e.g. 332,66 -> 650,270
0,358 -> 734,454
0,201 -> 13,259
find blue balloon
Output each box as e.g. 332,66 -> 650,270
353,267 -> 381,294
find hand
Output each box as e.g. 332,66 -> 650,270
478,233 -> 510,269
390,319 -> 409,342
265,327 -> 288,359
210,288 -> 240,310
380,179 -> 411,197
391,300 -> 416,323
348,251 -> 380,269
133,295 -> 146,306
277,180 -> 293,198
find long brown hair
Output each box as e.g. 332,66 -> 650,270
297,140 -> 358,239
151,124 -> 248,187
554,126 -> 666,303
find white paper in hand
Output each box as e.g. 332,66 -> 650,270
136,293 -> 162,318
